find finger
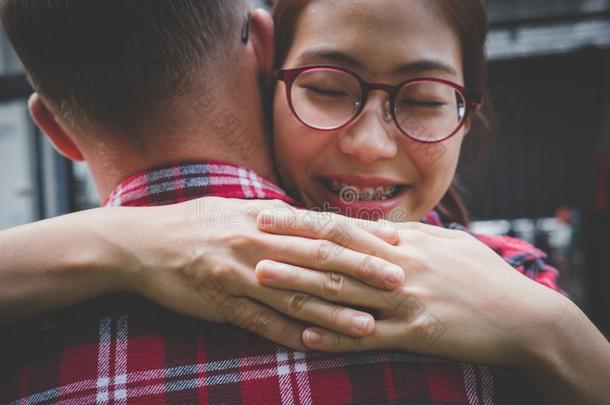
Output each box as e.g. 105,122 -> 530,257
258,209 -> 399,245
255,260 -> 393,311
300,323 -> 393,352
216,295 -> 310,351
237,199 -> 298,227
302,316 -> 447,353
247,285 -> 376,338
257,233 -> 404,290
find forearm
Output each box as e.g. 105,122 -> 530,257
518,291 -> 610,405
0,209 -> 131,323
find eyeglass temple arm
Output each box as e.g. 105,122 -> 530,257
273,69 -> 285,81
467,89 -> 483,106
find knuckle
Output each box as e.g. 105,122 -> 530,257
381,284 -> 410,308
319,221 -> 338,239
409,316 -> 428,337
329,305 -> 346,326
402,250 -> 425,272
209,262 -> 238,283
196,273 -> 225,302
298,212 -> 315,231
246,308 -> 275,335
186,257 -> 228,302
358,256 -> 376,279
308,211 -> 333,232
394,292 -> 425,322
399,226 -> 419,241
177,250 -> 201,281
328,212 -> 345,227
324,272 -> 344,297
222,230 -> 258,250
313,240 -> 334,264
287,267 -> 301,285
247,201 -> 289,224
217,296 -> 247,325
276,322 -> 291,341
244,203 -> 263,222
288,292 -> 310,314
397,228 -> 417,244
326,224 -> 353,247
411,315 -> 446,344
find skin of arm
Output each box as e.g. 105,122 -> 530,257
0,209 -> 127,323
515,291 -> 610,405
254,209 -> 610,405
0,197 -> 402,350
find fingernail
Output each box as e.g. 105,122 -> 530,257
384,266 -> 403,286
351,315 -> 371,333
256,261 -> 277,281
304,329 -> 323,344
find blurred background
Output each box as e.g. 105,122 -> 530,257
1,0 -> 609,335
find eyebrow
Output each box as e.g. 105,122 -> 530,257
297,48 -> 458,77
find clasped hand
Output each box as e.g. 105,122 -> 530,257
252,208 -> 560,368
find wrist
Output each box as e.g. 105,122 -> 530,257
87,207 -> 141,295
512,285 -> 569,370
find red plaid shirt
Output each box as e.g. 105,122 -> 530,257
1,161 -> 558,405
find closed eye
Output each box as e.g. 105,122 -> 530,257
305,86 -> 349,97
401,100 -> 446,108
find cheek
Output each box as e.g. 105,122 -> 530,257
273,89 -> 323,189
407,133 -> 463,191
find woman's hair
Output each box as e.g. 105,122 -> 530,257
272,0 -> 494,225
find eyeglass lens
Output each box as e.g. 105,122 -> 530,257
289,68 -> 467,142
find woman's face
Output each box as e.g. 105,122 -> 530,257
273,0 -> 467,221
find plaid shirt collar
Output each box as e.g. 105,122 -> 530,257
104,161 -> 296,207
4,161 -> 550,405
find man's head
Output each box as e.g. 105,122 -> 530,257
1,0 -> 276,199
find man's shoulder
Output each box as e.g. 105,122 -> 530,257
3,302 -> 540,405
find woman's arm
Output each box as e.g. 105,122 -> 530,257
254,209 -> 610,404
517,291 -> 610,405
0,203 -> 309,351
0,208 -> 127,322
0,197 -> 402,350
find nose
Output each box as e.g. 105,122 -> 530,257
337,94 -> 398,164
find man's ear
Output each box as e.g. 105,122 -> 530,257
249,8 -> 275,83
28,93 -> 85,161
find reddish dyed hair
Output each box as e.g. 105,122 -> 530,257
272,0 -> 494,225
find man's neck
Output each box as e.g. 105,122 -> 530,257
84,125 -> 277,202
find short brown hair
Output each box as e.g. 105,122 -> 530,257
1,0 -> 247,131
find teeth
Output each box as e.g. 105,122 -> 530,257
328,180 -> 400,200
374,188 -> 385,200
360,188 -> 374,201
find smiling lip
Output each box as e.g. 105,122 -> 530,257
318,174 -> 409,188
315,174 -> 411,218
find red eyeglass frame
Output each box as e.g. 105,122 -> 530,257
274,65 -> 483,144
